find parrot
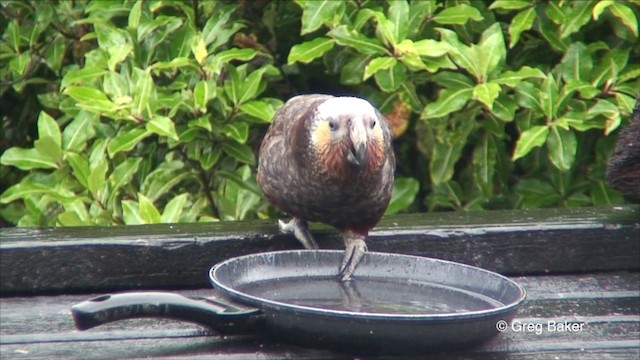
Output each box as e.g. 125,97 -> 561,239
257,94 -> 395,281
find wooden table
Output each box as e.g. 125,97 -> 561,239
1,206 -> 639,359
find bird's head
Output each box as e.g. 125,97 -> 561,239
309,97 -> 387,176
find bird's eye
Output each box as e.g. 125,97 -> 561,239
328,121 -> 338,131
370,120 -> 377,129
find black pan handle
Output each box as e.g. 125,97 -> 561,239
71,292 -> 261,333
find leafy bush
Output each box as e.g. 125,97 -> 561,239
1,0 -> 638,227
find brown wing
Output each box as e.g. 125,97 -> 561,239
257,94 -> 334,214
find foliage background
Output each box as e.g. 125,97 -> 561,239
1,0 -> 638,227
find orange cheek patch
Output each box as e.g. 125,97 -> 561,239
312,121 -> 332,153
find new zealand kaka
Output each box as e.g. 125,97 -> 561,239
257,95 -> 395,281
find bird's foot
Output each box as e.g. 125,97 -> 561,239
339,232 -> 368,281
278,218 -> 319,250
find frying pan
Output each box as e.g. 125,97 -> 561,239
72,250 -> 526,355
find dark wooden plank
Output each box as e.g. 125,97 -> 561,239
1,206 -> 638,294
1,273 -> 638,359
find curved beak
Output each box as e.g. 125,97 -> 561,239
346,119 -> 367,166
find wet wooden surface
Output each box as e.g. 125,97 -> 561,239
1,206 -> 638,294
1,273 -> 638,359
1,206 -> 639,358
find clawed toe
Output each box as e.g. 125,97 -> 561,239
339,237 -> 367,281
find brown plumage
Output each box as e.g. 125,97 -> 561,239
607,99 -> 640,198
257,94 -> 395,280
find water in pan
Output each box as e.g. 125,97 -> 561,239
237,276 -> 504,315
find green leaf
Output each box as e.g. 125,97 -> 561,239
340,54 -> 371,85
516,179 -> 558,209
207,48 -> 259,74
430,117 -> 475,185
287,37 -> 335,64
194,80 -> 209,113
477,23 -> 507,79
363,56 -> 397,80
432,71 -> 474,88
221,141 -> 255,165
515,81 -> 544,114
513,125 -> 549,161
239,100 -> 276,122
591,48 -> 631,87
64,86 -> 111,103
63,111 -> 98,152
107,43 -> 133,72
385,177 -> 419,215
141,161 -> 190,201
192,33 -> 208,64
374,60 -> 407,92
188,116 -> 212,131
609,2 -> 638,37
588,99 -> 621,135
161,193 -> 189,223
493,66 -> 546,87
298,0 -> 343,35
473,82 -> 501,110
108,157 -> 141,197
538,17 -> 569,52
407,0 -> 435,37
421,87 -> 473,119
373,11 -> 397,47
240,67 -> 270,104
128,0 -> 142,28
147,116 -> 179,141
563,80 -> 599,100
103,71 -> 130,103
107,128 -> 152,157
492,94 -> 518,122
388,0 -> 410,43
433,4 -> 483,25
87,158 -> 108,199
223,65 -> 241,105
149,57 -> 192,71
489,0 -> 531,10
34,136 -> 63,165
67,153 -> 90,188
328,25 -> 389,56
473,134 -> 498,196
540,74 -> 560,118
0,182 -> 52,204
508,7 -> 536,48
0,147 -> 59,170
437,28 -> 482,80
37,111 -> 61,148
138,193 -> 161,224
558,42 -> 593,82
122,200 -> 144,225
61,67 -> 109,89
591,180 -> 623,206
45,35 -> 66,74
547,126 -> 577,171
592,0 -> 614,19
556,111 -> 603,131
411,39 -> 451,57
560,1 -> 595,39
223,121 -> 249,143
132,68 -> 153,118
217,170 -> 261,196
